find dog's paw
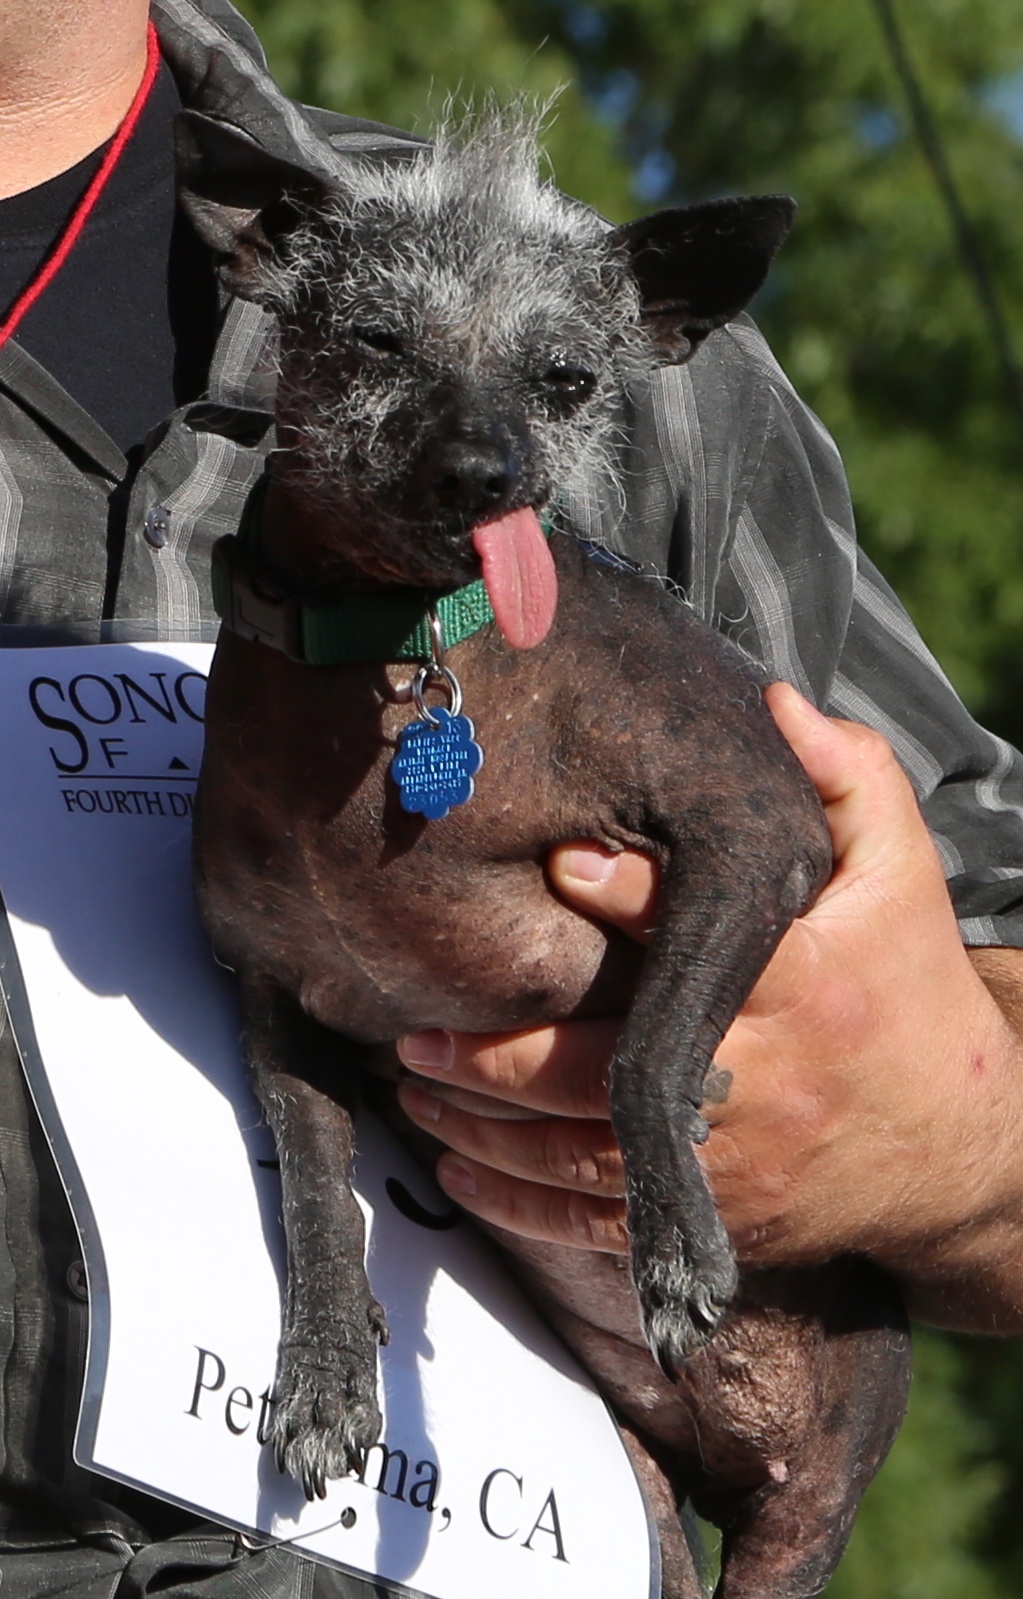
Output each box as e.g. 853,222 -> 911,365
273,1301 -> 389,1501
634,1238 -> 738,1376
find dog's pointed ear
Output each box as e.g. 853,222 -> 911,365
175,110 -> 334,303
611,195 -> 796,364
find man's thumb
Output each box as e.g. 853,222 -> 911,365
547,843 -> 659,945
765,681 -> 936,879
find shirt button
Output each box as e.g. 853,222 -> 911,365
66,1260 -> 89,1301
143,504 -> 171,548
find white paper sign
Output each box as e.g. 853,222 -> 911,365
0,644 -> 656,1599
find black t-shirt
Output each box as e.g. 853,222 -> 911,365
0,59 -> 219,456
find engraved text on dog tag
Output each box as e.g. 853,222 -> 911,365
391,706 -> 484,820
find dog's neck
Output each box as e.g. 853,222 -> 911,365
211,469 -> 499,668
258,473 -> 389,595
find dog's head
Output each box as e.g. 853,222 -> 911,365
177,108 -> 793,646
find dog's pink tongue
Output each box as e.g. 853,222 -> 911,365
472,508 -> 557,649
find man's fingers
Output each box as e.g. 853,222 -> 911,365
396,1017 -> 619,1117
397,1083 -> 626,1194
432,1151 -> 630,1254
547,843 -> 659,944
395,1022 -> 628,1252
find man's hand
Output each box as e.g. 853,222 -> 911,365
397,683 -> 1023,1333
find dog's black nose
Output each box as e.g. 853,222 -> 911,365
422,438 -> 518,519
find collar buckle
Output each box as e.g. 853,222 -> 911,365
211,535 -> 305,660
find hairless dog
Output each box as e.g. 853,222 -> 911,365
179,110 -> 911,1597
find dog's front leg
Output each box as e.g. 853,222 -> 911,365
241,976 -> 389,1500
610,830 -> 827,1376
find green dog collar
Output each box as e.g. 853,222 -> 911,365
212,537 -> 498,665
211,479 -> 552,666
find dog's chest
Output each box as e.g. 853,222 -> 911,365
196,633 -> 645,1041
196,551 -> 787,1043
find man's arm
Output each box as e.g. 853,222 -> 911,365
397,685 -> 1023,1335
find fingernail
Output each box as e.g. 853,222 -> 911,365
397,1029 -> 453,1071
441,1162 -> 476,1198
397,1084 -> 442,1123
561,847 -> 617,884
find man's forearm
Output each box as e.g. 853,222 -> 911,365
893,946 -> 1023,1334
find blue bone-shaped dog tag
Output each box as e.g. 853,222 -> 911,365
391,707 -> 484,820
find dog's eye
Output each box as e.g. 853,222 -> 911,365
541,359 -> 596,403
352,326 -> 404,356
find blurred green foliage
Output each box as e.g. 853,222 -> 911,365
234,0 -> 1023,1590
514,0 -> 1023,740
234,0 -> 637,234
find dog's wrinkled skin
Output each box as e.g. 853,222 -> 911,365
180,109 -> 911,1596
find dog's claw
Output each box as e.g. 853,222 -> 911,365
644,1259 -> 738,1370
271,1319 -> 384,1496
634,1225 -> 738,1375
370,1299 -> 390,1347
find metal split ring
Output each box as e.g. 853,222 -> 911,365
427,606 -> 446,669
411,664 -> 463,726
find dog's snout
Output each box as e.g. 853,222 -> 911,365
423,438 -> 518,519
